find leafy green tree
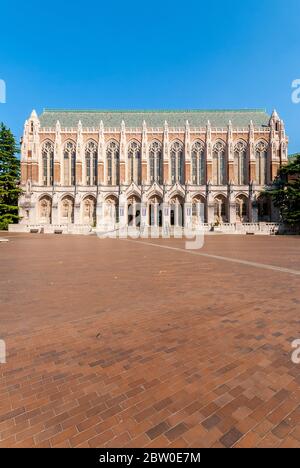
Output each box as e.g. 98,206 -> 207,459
265,154 -> 300,228
0,123 -> 21,230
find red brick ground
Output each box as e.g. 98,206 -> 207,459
0,232 -> 299,448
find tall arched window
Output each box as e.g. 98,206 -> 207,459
255,141 -> 268,185
213,141 -> 226,185
128,141 -> 141,184
234,141 -> 247,185
191,141 -> 205,185
149,141 -> 162,184
41,141 -> 54,186
106,140 -> 120,185
170,141 -> 184,184
63,141 -> 76,186
85,141 -> 98,185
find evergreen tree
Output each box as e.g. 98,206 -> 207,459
0,123 -> 21,230
265,154 -> 300,228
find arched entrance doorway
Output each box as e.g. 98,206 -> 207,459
148,196 -> 163,227
127,195 -> 141,227
170,195 -> 184,227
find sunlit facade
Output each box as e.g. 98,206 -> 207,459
15,108 -> 288,234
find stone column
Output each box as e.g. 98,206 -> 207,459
184,120 -> 191,184
74,193 -> 81,224
120,120 -> 127,184
206,182 -> 214,225
118,192 -> 127,237
206,121 -> 212,183
140,194 -> 148,236
162,199 -> 170,237
54,120 -> 61,185
51,193 -> 59,225
98,120 -> 105,185
141,120 -> 148,184
184,199 -> 192,230
76,121 -> 83,185
249,120 -> 256,183
227,121 -> 234,183
163,121 -> 169,184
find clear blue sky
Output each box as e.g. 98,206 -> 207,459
1,0 -> 300,153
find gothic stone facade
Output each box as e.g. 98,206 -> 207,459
16,109 -> 288,234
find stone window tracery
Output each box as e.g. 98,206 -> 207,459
128,141 -> 141,184
41,141 -> 54,186
255,141 -> 268,185
149,141 -> 162,184
85,141 -> 98,185
191,141 -> 205,185
234,141 -> 247,185
170,141 -> 184,184
63,141 -> 76,186
106,141 -> 119,185
212,141 -> 226,185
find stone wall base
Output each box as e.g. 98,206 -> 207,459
9,222 -> 280,236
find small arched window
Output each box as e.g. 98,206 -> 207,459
41,141 -> 54,186
170,141 -> 184,184
191,141 -> 205,185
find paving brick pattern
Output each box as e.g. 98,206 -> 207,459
0,233 -> 299,448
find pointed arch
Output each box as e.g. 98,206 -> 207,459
38,195 -> 52,224
169,193 -> 184,227
235,193 -> 249,222
60,195 -> 74,223
192,193 -> 206,224
148,193 -> 163,227
82,194 -> 96,225
214,193 -> 228,223
127,193 -> 141,227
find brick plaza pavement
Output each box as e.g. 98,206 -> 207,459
0,232 -> 299,448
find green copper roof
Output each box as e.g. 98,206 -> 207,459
39,109 -> 271,128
